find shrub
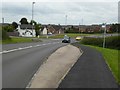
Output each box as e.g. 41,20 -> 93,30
2,25 -> 14,32
81,37 -> 103,47
105,36 -> 120,50
2,30 -> 11,40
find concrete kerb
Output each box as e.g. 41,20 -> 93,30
27,44 -> 83,88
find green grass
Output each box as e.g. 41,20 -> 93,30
1,37 -> 41,44
87,45 -> 119,84
42,33 -> 100,39
22,33 -> 101,39
66,33 -> 94,38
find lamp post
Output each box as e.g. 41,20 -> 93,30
32,2 -> 35,37
102,23 -> 106,48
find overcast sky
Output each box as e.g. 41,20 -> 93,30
1,0 -> 119,25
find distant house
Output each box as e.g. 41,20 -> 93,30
17,24 -> 36,37
106,25 -> 111,33
40,25 -> 48,35
41,24 -> 64,35
51,25 -> 64,34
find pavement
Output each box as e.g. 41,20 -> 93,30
29,44 -> 82,88
58,43 -> 118,88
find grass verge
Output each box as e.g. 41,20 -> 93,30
43,33 -> 100,39
87,45 -> 119,84
1,37 -> 41,44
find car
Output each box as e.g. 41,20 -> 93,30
62,35 -> 71,43
48,32 -> 52,35
76,36 -> 82,41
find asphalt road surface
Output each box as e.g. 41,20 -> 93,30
2,39 -> 69,88
58,43 -> 118,88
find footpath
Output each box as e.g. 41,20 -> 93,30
58,43 -> 118,88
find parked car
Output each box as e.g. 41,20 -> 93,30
76,36 -> 82,41
62,35 -> 71,43
48,32 -> 52,35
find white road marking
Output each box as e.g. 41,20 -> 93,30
36,45 -> 40,47
18,48 -> 23,50
1,42 -> 61,54
42,44 -> 46,45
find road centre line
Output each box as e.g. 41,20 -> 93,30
1,42 -> 60,54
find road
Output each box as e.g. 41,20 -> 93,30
2,39 -> 69,88
58,43 -> 118,88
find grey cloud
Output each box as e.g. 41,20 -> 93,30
1,2 -> 118,25
2,2 -> 31,16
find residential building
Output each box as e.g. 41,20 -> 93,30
41,24 -> 64,35
17,24 -> 36,37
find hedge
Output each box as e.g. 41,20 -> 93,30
80,36 -> 120,50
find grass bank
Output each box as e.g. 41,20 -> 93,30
86,45 -> 119,84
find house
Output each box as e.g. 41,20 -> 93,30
91,25 -> 101,33
17,24 -> 36,37
49,25 -> 64,34
41,24 -> 64,35
40,25 -> 48,35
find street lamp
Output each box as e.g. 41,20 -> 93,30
32,2 -> 35,37
102,23 -> 106,48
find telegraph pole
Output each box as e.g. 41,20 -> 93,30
65,15 -> 67,25
82,18 -> 83,25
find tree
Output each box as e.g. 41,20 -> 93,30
30,20 -> 37,25
35,24 -> 41,36
19,18 -> 28,24
3,25 -> 14,32
2,28 -> 11,40
109,24 -> 118,33
12,22 -> 18,29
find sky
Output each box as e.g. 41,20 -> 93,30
1,0 -> 119,25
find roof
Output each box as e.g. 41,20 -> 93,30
20,24 -> 35,29
41,24 -> 64,31
51,25 -> 62,31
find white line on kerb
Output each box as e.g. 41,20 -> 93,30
1,42 -> 60,54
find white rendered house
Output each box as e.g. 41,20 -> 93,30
41,27 -> 48,35
17,24 -> 36,37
